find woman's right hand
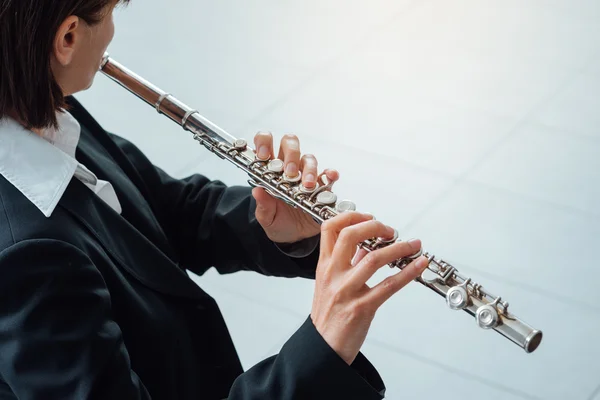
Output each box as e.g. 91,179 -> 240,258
310,212 -> 429,365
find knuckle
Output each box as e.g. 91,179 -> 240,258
350,303 -> 362,317
317,258 -> 334,278
365,220 -> 384,234
325,212 -> 359,232
373,220 -> 386,231
331,288 -> 345,304
409,258 -> 426,275
338,229 -> 352,244
362,252 -> 380,268
350,299 -> 370,318
396,241 -> 415,257
381,277 -> 397,293
319,270 -> 333,286
323,284 -> 348,307
321,219 -> 342,232
321,219 -> 335,232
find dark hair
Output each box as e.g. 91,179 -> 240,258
0,0 -> 128,129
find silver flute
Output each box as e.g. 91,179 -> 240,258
100,53 -> 543,353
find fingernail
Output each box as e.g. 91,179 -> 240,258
285,162 -> 298,176
363,212 -> 375,220
258,146 -> 270,160
408,238 -> 421,247
415,257 -> 429,270
305,173 -> 315,183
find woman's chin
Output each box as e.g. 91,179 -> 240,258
76,76 -> 96,94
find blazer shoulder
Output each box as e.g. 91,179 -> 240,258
0,176 -> 83,252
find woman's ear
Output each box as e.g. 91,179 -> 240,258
52,15 -> 81,67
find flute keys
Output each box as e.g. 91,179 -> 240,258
233,139 -> 247,151
446,278 -> 471,310
316,191 -> 337,206
376,229 -> 398,245
299,184 -> 317,194
446,286 -> 469,310
283,171 -> 302,183
336,200 -> 356,213
476,304 -> 500,329
267,159 -> 284,174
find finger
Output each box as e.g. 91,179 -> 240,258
365,255 -> 430,308
318,168 -> 340,186
252,187 -> 277,228
351,247 -> 369,267
324,168 -> 340,184
331,220 -> 396,266
349,239 -> 422,288
253,131 -> 274,161
320,212 -> 374,255
300,154 -> 318,188
277,134 -> 301,178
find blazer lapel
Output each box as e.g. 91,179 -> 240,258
59,179 -> 209,302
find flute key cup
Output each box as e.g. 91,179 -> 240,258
476,298 -> 501,330
267,159 -> 284,174
446,279 -> 471,310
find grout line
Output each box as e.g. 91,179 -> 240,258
456,263 -> 600,314
587,384 -> 600,400
183,15 -> 600,396
464,178 -> 600,220
232,0 -> 428,136
196,274 -> 597,398
174,6 -> 600,190
175,128 -> 462,182
200,249 -> 600,316
528,120 -> 600,144
175,115 -> 600,229
196,273 -> 593,396
190,273 -> 311,320
291,132 -> 462,182
301,129 -> 600,223
124,0 -> 432,180
216,274 -> 547,400
401,50 -> 600,232
198,247 -> 600,319
191,276 -> 309,365
366,337 -> 543,400
176,126 -> 600,230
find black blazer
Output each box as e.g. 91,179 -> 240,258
0,98 -> 386,400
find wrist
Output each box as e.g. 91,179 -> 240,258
310,313 -> 357,365
274,234 -> 320,259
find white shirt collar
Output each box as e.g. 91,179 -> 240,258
41,111 -> 82,158
0,111 -> 122,217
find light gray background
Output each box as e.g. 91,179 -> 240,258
77,1 -> 600,399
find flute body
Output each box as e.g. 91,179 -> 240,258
99,54 -> 543,353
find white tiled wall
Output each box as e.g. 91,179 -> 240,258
77,1 -> 600,398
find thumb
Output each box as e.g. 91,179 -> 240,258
252,187 -> 277,228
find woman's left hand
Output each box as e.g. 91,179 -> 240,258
251,131 -> 339,244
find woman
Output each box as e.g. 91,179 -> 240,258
0,1 -> 429,399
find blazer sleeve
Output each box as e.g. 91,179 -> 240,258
228,316 -> 386,400
0,239 -> 152,400
108,133 -> 320,279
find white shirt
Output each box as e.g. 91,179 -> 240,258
0,111 -> 122,217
